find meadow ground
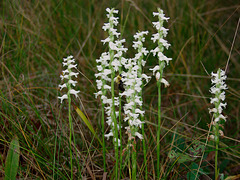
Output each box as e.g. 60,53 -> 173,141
0,0 -> 240,179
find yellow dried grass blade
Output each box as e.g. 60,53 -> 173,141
74,105 -> 103,146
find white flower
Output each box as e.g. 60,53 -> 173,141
161,78 -> 170,87
58,55 -> 80,103
209,69 -> 228,124
104,131 -> 113,140
150,65 -> 160,75
156,72 -> 160,81
135,132 -> 143,139
106,8 -> 118,14
209,69 -> 228,141
151,47 -> 159,57
68,80 -> 77,86
157,51 -> 172,65
159,38 -> 171,49
59,84 -> 67,90
151,33 -> 159,43
150,8 -> 172,79
208,108 -> 217,113
133,31 -> 148,40
69,72 -> 79,78
96,8 -> 126,146
153,11 -> 170,21
142,74 -> 151,83
58,94 -> 68,104
101,37 -> 110,44
152,22 -> 160,30
102,23 -> 110,31
120,31 -> 149,140
161,27 -> 169,37
69,89 -> 80,98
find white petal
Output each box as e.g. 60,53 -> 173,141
135,132 -> 143,139
161,78 -> 170,87
156,72 -> 160,81
69,80 -> 77,86
69,89 -> 80,98
150,65 -> 160,75
69,72 -> 79,78
58,94 -> 68,103
59,84 -> 67,90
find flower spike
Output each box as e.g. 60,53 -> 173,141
58,55 -> 80,103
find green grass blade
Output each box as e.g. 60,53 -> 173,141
4,135 -> 20,180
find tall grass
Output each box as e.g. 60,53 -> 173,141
0,0 -> 240,179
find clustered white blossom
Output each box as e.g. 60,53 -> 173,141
120,31 -> 150,140
150,8 -> 172,87
209,69 -> 228,141
114,39 -> 128,74
95,8 -> 127,146
58,55 -> 80,103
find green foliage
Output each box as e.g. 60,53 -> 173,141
4,136 -> 20,180
168,150 -> 195,163
186,163 -> 203,180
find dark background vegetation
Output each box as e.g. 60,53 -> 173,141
0,0 -> 239,179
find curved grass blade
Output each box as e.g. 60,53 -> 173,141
73,104 -> 103,146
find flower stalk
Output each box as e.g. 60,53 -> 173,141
119,31 -> 149,179
95,53 -> 108,172
209,68 -> 227,180
96,8 -> 125,178
58,55 -> 80,179
150,8 -> 171,179
133,31 -> 150,179
115,39 -> 128,176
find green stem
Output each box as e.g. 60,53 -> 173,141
118,53 -> 123,178
101,102 -> 106,172
157,78 -> 161,179
108,9 -> 119,179
214,123 -> 219,180
132,142 -> 137,180
138,50 -> 147,180
157,62 -> 164,179
215,143 -> 218,180
119,95 -> 123,178
100,55 -> 107,173
110,46 -> 118,180
131,85 -> 137,179
141,117 -> 147,179
67,91 -> 73,180
72,124 -> 82,178
111,72 -> 119,179
128,147 -> 132,179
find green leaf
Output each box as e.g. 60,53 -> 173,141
4,136 -> 20,180
187,163 -> 202,180
168,150 -> 177,159
176,152 -> 194,163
